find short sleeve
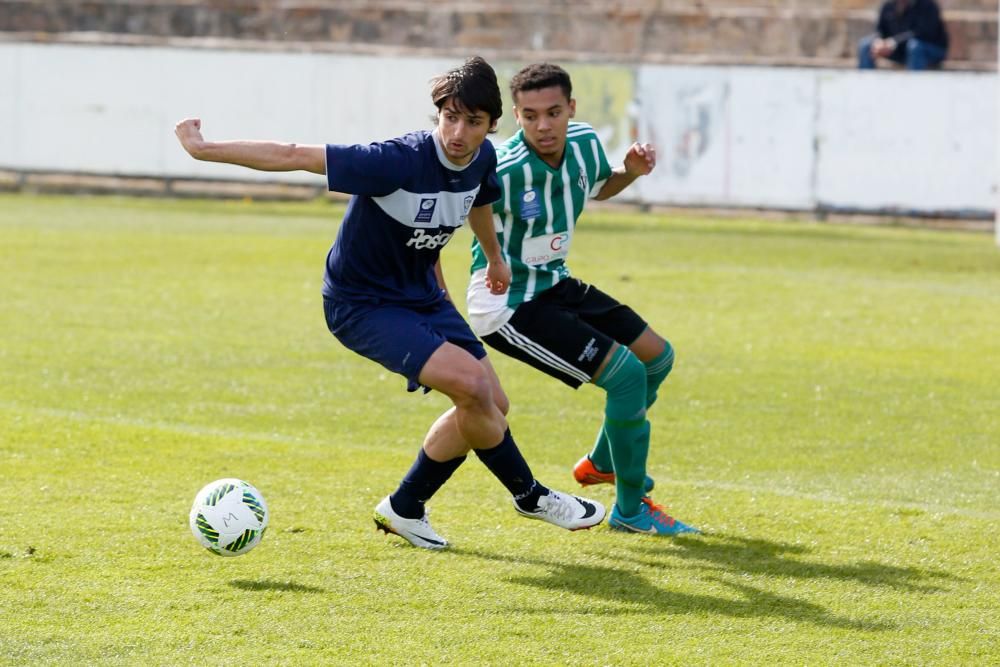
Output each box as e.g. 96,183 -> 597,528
326,140 -> 411,196
589,134 -> 614,198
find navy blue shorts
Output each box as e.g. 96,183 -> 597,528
323,297 -> 486,393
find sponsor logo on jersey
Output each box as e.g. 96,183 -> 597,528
578,337 -> 598,363
521,232 -> 570,266
406,228 -> 454,250
415,198 -> 437,223
520,189 -> 542,219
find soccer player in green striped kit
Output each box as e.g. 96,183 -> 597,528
466,63 -> 698,535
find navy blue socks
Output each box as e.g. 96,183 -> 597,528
390,449 -> 466,519
474,429 -> 547,511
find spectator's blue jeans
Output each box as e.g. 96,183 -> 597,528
858,36 -> 947,70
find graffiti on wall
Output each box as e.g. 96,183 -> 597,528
668,83 -> 729,180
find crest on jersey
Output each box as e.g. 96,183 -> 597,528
520,189 -> 542,219
460,195 -> 475,223
415,198 -> 437,223
578,169 -> 589,194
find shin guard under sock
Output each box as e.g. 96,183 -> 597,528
594,346 -> 650,516
474,429 -> 548,510
390,449 -> 466,519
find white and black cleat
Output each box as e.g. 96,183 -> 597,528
514,489 -> 606,531
373,495 -> 449,550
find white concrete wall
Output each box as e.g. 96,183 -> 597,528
635,66 -> 819,210
636,64 -> 997,214
0,42 -> 996,216
814,71 -> 995,213
0,43 -> 454,183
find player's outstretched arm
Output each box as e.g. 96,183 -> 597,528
467,205 -> 511,295
594,142 -> 656,201
174,118 -> 326,175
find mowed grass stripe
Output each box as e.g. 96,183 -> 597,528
2,399 -> 995,521
1,193 -> 998,664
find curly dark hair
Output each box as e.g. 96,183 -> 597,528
509,63 -> 572,102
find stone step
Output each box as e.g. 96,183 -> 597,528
3,0 -> 994,13
642,8 -> 997,64
0,0 -> 995,68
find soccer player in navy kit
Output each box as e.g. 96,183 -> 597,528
174,57 -> 604,549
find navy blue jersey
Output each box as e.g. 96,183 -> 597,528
322,130 -> 501,307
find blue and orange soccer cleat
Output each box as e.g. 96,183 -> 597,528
608,497 -> 700,536
572,455 -> 655,493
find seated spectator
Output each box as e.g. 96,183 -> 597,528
858,0 -> 949,70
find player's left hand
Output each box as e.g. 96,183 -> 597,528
623,142 -> 656,177
485,260 -> 512,295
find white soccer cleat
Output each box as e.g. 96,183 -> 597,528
513,489 -> 606,531
373,495 -> 449,550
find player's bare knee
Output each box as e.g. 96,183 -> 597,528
494,392 -> 510,416
448,367 -> 494,411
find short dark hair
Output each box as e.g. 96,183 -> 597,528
430,56 -> 503,125
509,63 -> 572,102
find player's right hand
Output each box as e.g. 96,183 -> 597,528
174,118 -> 206,158
485,259 -> 512,295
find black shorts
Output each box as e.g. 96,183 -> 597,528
481,278 -> 647,388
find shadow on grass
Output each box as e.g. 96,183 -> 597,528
629,533 -> 958,593
229,579 -> 324,593
448,546 -> 892,631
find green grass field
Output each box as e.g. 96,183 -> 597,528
1,193 -> 998,665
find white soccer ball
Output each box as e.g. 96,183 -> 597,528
189,478 -> 269,557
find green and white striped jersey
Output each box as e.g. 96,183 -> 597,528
467,122 -> 612,335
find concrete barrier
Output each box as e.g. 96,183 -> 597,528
0,42 -> 995,217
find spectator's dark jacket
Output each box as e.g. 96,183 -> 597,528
877,0 -> 949,53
